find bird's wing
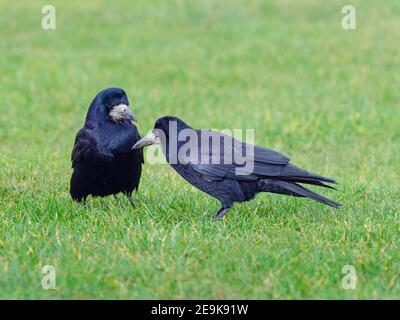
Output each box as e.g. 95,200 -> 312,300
186,130 -> 290,181
71,127 -> 114,168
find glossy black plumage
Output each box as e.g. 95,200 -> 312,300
70,88 -> 143,204
134,116 -> 340,219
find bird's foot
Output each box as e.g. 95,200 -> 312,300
212,207 -> 231,220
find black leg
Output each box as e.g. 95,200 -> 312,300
126,194 -> 135,208
73,194 -> 87,204
80,196 -> 87,206
212,206 -> 232,220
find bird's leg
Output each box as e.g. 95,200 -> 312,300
113,194 -> 122,206
212,205 -> 232,220
125,193 -> 135,208
79,196 -> 87,206
128,197 -> 135,208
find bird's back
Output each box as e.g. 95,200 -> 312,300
166,127 -> 338,208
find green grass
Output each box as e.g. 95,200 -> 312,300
0,0 -> 399,299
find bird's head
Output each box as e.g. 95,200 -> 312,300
132,116 -> 190,149
87,87 -> 137,123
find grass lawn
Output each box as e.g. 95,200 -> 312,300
0,0 -> 399,299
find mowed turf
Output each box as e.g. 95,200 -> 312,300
0,0 -> 399,299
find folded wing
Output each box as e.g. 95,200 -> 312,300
187,130 -> 336,186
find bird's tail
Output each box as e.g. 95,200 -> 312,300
279,164 -> 337,186
261,180 -> 340,208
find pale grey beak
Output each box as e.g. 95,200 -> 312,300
124,109 -> 137,122
133,132 -> 159,149
110,104 -> 137,122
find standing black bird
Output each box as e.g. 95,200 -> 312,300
133,116 -> 340,219
70,87 -> 143,205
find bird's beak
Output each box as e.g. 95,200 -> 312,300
123,108 -> 137,122
132,132 -> 159,149
110,104 -> 137,122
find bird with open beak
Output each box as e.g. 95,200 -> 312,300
70,87 -> 143,205
133,116 -> 339,219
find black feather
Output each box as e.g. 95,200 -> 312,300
70,88 -> 143,203
147,116 -> 340,218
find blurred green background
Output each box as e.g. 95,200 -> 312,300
0,0 -> 399,299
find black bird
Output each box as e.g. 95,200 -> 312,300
70,87 -> 143,205
133,116 -> 340,219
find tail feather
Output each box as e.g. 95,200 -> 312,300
281,164 -> 337,184
279,177 -> 337,190
272,180 -> 340,208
